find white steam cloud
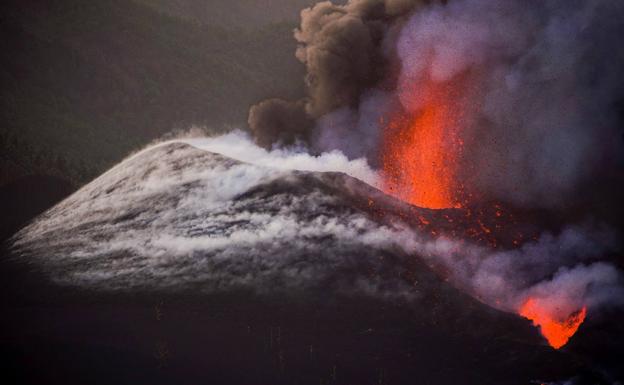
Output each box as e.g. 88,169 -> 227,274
180,130 -> 379,187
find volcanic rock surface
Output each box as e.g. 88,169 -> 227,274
4,142 -> 602,384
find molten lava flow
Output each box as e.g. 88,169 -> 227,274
382,77 -> 467,209
519,298 -> 587,349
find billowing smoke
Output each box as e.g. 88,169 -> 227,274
416,223 -> 624,317
244,0 -> 624,346
249,0 -> 427,153
395,0 -> 624,207
250,0 -> 624,208
182,130 -> 379,185
248,99 -> 312,148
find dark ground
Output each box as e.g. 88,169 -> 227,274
0,203 -> 622,385
0,257 -> 596,385
2,256 -> 623,385
1,166 -> 624,385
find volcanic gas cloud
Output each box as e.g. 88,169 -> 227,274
247,0 -> 624,349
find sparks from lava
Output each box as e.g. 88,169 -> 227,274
381,72 -> 588,349
519,298 -> 587,349
381,75 -> 468,210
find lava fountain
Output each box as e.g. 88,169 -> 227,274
519,298 -> 587,349
381,75 -> 469,209
381,71 -> 589,349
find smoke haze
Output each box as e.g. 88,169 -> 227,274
243,0 -> 624,323
250,0 -> 624,208
416,223 -> 623,318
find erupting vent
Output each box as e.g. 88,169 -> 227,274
381,76 -> 470,209
380,72 -> 590,349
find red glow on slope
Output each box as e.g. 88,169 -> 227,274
519,298 -> 587,349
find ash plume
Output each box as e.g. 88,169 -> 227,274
396,0 -> 624,208
250,0 -> 624,208
243,0 -> 624,330
249,0 -> 428,151
248,99 -> 312,148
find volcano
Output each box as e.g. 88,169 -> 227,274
3,140 -> 613,384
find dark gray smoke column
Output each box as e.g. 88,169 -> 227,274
248,99 -> 313,148
248,0 -> 427,149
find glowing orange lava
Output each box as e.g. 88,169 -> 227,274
382,77 -> 467,209
519,298 -> 587,349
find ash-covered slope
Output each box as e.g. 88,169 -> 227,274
12,142 -> 417,294
10,140 -> 621,319
7,141 -> 606,384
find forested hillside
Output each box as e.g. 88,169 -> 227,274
0,0 -> 305,186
